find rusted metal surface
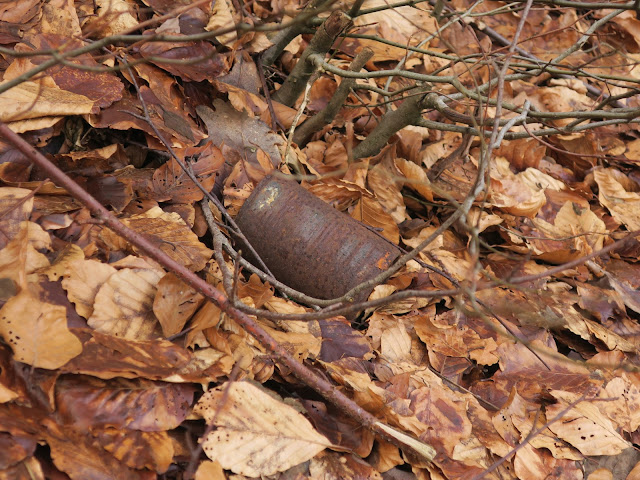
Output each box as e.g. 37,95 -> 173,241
234,173 -> 401,302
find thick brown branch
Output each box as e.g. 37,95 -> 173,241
272,10 -> 352,107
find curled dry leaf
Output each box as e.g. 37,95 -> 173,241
489,157 -> 564,217
153,272 -> 204,338
593,168 -> 640,231
528,201 -> 607,263
194,381 -> 332,477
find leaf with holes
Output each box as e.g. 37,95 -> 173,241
194,381 -> 332,477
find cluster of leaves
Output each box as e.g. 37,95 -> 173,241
3,0 -> 640,479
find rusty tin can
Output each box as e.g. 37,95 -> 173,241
234,173 -> 401,303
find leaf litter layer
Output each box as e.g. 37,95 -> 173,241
1,0 -> 640,479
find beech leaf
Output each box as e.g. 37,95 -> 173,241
194,381 -> 332,476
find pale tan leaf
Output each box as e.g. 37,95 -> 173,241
206,0 -> 237,45
62,259 -> 117,318
195,460 -> 225,480
528,201 -> 607,263
194,381 -> 332,476
368,159 -> 406,224
0,223 -> 50,285
0,82 -> 94,121
0,289 -> 82,369
40,243 -> 84,282
88,268 -> 164,340
380,323 -> 412,363
598,375 -> 640,433
593,168 -> 640,231
547,390 -> 630,456
85,0 -> 139,37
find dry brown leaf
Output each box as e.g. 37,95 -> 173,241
380,323 -> 412,363
87,267 -> 164,340
153,273 -> 204,338
61,330 -> 192,380
0,222 -> 50,284
411,385 -> 473,457
62,259 -> 117,318
194,381 -> 332,476
41,0 -> 82,36
514,443 -> 582,480
101,206 -> 213,272
0,288 -> 82,369
95,429 -> 174,473
84,0 -> 139,37
350,196 -> 400,244
0,0 -> 40,24
394,157 -> 434,202
262,324 -> 322,362
368,158 -> 407,224
40,243 -> 84,282
0,82 -> 94,122
206,0 -> 237,45
489,157 -> 564,217
44,424 -> 143,480
598,375 -> 640,434
151,143 -> 224,203
56,375 -> 194,431
195,460 -> 226,480
593,168 -> 640,231
309,450 -> 383,479
0,187 -> 33,248
528,201 -> 607,263
547,390 -> 630,456
499,390 -> 581,460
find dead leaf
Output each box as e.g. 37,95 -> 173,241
0,288 -> 82,369
194,381 -> 332,476
87,267 -> 164,340
547,390 -> 630,456
100,206 -> 213,272
153,272 -> 204,338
